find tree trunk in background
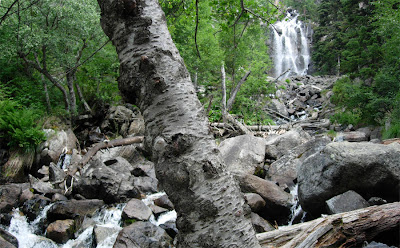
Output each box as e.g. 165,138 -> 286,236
66,69 -> 77,117
75,81 -> 92,114
41,74 -> 52,113
97,0 -> 260,247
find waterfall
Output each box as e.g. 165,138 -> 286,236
287,184 -> 306,226
270,10 -> 311,78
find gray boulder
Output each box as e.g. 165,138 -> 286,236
121,199 -> 152,222
101,105 -> 135,137
251,213 -> 275,233
0,228 -> 18,248
266,136 -> 331,187
298,142 -> 400,215
265,128 -> 312,160
244,193 -> 266,213
35,129 -> 79,169
219,135 -> 266,175
92,225 -> 120,247
326,190 -> 369,214
235,172 -> 292,223
47,199 -> 104,223
74,157 -> 140,203
113,221 -> 173,248
0,183 -> 29,213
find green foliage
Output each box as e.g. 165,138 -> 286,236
0,100 -> 46,151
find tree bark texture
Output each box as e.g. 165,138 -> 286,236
97,0 -> 260,247
256,202 -> 400,247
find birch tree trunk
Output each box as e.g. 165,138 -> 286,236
97,0 -> 260,247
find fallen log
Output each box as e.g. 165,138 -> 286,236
67,136 -> 144,177
257,202 -> 400,247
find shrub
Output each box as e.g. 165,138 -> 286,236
0,100 -> 46,152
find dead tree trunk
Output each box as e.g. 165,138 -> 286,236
97,0 -> 260,247
257,202 -> 400,247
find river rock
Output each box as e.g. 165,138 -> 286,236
0,228 -> 18,248
0,183 -> 28,213
133,176 -> 158,194
265,128 -> 312,160
35,129 -> 79,170
29,175 -> 60,195
74,157 -> 140,203
244,193 -> 266,212
46,219 -> 75,244
21,195 -> 51,221
149,204 -> 168,217
47,199 -> 104,223
48,162 -> 66,182
251,212 -> 275,233
235,172 -> 292,223
121,199 -> 152,222
218,134 -> 266,175
298,142 -> 400,215
92,224 -> 121,247
19,188 -> 34,203
113,221 -> 173,248
154,194 -> 174,210
266,136 -> 331,187
326,190 -> 370,214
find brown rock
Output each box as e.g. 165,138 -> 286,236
46,219 -> 75,244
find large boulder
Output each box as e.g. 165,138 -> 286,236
298,142 -> 400,215
0,228 -> 18,248
46,219 -> 75,244
74,157 -> 141,203
113,221 -> 173,248
47,199 -> 104,223
35,129 -> 79,169
265,128 -> 312,160
0,183 -> 29,213
121,199 -> 152,222
219,135 -> 266,175
235,172 -> 292,224
100,105 -> 136,137
266,136 -> 331,187
325,190 -> 370,214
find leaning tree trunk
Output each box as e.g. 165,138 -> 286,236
97,0 -> 260,247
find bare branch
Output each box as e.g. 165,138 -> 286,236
194,0 -> 201,59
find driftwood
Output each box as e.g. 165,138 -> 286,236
257,202 -> 400,247
211,119 -> 331,132
67,136 -> 144,176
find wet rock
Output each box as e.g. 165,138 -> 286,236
47,199 -> 104,223
219,135 -> 266,175
21,195 -> 51,221
52,193 -> 68,202
35,129 -> 79,170
159,221 -> 178,239
244,193 -> 266,212
149,204 -> 168,217
251,212 -> 275,233
92,224 -> 120,247
0,228 -> 18,248
46,219 -> 75,244
298,142 -> 400,215
154,195 -> 174,210
265,128 -> 312,160
121,199 -> 152,222
113,221 -> 173,248
235,172 -> 292,224
326,190 -> 370,214
267,136 -> 331,187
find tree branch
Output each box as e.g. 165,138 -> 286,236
226,70 -> 251,111
194,0 -> 201,59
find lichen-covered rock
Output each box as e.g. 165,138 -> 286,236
298,142 -> 400,215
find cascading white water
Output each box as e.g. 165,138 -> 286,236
142,192 -> 177,226
270,10 -> 311,78
287,184 -> 306,226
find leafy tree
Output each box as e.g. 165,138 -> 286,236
0,0 -> 118,120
